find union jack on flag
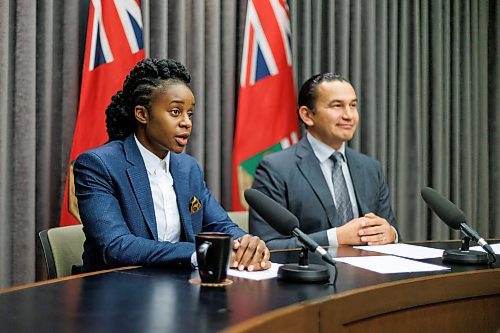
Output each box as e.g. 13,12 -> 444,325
60,0 -> 145,226
89,0 -> 143,70
240,0 -> 292,87
232,0 -> 299,211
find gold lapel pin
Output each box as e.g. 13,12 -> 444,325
189,196 -> 202,214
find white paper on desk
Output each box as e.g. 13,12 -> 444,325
470,243 -> 500,254
354,243 -> 444,259
334,255 -> 450,274
226,262 -> 283,280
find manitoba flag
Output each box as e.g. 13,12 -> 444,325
232,0 -> 299,211
60,0 -> 144,226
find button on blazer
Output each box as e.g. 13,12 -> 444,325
249,137 -> 397,249
74,134 -> 245,272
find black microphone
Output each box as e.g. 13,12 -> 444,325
244,188 -> 336,267
421,187 -> 496,259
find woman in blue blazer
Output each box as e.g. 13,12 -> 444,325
74,58 -> 270,273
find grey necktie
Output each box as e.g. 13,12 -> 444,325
330,152 -> 354,224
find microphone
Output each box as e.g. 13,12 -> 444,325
421,187 -> 496,263
244,189 -> 336,267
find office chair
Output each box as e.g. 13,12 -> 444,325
39,224 -> 85,279
227,211 -> 249,232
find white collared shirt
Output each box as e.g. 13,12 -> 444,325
135,135 -> 181,242
306,132 -> 398,245
307,132 -> 360,246
307,132 -> 360,218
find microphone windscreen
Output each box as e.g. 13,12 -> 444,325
421,187 -> 466,229
244,189 -> 299,236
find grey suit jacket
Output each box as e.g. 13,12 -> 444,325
249,137 -> 397,249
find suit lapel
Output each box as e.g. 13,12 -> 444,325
296,138 -> 337,227
346,148 -> 368,215
123,135 -> 158,240
169,154 -> 194,242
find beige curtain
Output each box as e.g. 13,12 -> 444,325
0,0 -> 498,288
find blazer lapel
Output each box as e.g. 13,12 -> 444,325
296,138 -> 337,227
346,148 -> 368,215
169,154 -> 194,242
123,135 -> 158,240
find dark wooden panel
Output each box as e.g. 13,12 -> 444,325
341,295 -> 500,333
0,242 -> 498,333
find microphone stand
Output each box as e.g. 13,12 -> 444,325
299,247 -> 338,285
442,236 -> 489,265
277,247 -> 336,284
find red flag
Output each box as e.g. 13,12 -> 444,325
232,0 -> 299,211
60,0 -> 145,226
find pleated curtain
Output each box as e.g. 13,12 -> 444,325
0,0 -> 497,288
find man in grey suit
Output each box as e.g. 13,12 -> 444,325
249,73 -> 398,249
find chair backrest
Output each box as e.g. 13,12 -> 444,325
227,211 -> 249,233
39,225 -> 85,279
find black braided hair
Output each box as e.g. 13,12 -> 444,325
105,58 -> 191,141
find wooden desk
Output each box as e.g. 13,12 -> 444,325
1,242 -> 499,333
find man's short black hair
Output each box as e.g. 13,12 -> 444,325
298,73 -> 352,113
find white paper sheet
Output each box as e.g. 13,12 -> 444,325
334,255 -> 450,274
470,243 -> 500,254
227,262 -> 283,280
354,243 -> 444,259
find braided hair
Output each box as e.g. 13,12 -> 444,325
105,58 -> 191,141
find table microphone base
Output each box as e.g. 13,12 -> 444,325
277,264 -> 330,283
442,249 -> 488,264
